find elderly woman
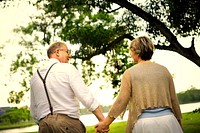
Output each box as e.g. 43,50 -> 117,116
95,36 -> 183,133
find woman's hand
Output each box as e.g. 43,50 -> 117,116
95,121 -> 110,133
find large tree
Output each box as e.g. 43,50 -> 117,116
3,0 -> 200,103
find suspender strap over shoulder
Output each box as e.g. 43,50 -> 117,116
37,62 -> 57,115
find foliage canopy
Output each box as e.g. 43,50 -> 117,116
1,0 -> 199,104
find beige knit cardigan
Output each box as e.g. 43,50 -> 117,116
108,62 -> 182,133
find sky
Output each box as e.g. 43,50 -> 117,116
0,0 -> 200,107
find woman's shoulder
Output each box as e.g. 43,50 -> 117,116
128,61 -> 168,72
153,62 -> 169,70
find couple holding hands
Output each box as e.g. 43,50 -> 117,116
30,36 -> 183,133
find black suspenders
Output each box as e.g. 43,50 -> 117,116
37,62 -> 57,115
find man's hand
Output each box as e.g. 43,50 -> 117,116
95,121 -> 110,133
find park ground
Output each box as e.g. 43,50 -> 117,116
0,112 -> 200,133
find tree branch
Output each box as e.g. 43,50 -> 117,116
106,6 -> 122,13
75,34 -> 134,60
107,0 -> 200,67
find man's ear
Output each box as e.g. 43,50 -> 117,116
55,49 -> 60,57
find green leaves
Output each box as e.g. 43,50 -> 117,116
4,0 -> 200,104
8,50 -> 39,104
10,51 -> 39,73
8,91 -> 24,104
167,0 -> 200,36
144,0 -> 200,36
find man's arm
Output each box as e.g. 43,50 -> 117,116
92,106 -> 105,122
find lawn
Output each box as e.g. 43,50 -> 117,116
0,112 -> 200,133
86,112 -> 200,133
0,121 -> 35,130
181,112 -> 200,133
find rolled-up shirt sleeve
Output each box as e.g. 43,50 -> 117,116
69,66 -> 99,112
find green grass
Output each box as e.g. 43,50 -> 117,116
0,121 -> 35,130
181,112 -> 200,133
86,113 -> 200,133
0,113 -> 200,133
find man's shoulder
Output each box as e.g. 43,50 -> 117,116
57,62 -> 73,67
55,63 -> 78,72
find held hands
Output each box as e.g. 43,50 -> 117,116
95,121 -> 110,133
95,113 -> 114,133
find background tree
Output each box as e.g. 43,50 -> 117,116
177,86 -> 200,104
0,106 -> 30,124
3,0 -> 199,104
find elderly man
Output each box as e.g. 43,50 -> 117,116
30,42 -> 104,133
